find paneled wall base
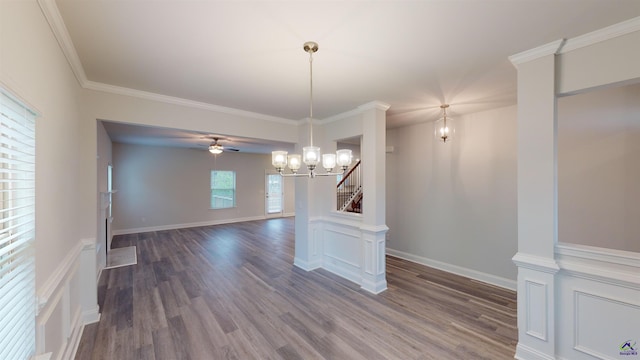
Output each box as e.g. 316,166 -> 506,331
513,253 -> 560,360
37,238 -> 100,360
360,224 -> 388,294
304,215 -> 388,294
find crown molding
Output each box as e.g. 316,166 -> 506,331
321,101 -> 391,125
560,16 -> 640,54
358,101 -> 391,112
84,81 -> 298,125
37,0 -> 298,127
37,0 -> 88,86
509,39 -> 566,66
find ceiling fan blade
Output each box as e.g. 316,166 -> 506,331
224,147 -> 239,152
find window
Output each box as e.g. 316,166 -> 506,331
107,164 -> 113,218
210,170 -> 235,209
0,88 -> 36,360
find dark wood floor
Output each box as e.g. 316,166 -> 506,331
76,218 -> 517,359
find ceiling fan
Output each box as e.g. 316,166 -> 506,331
206,137 -> 239,154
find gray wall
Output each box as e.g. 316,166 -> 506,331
558,83 -> 640,252
112,143 -> 294,232
386,105 -> 518,283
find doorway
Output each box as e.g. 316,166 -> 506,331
265,173 -> 283,217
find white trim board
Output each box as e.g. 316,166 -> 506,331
112,215 -> 270,236
386,248 -> 517,291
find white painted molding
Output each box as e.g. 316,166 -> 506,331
82,305 -> 101,325
524,280 -> 548,341
321,214 -> 362,228
361,278 -> 388,294
359,223 -> 389,234
555,243 -> 640,289
293,257 -> 320,271
61,308 -> 84,360
84,81 -> 298,125
512,252 -> 560,275
515,343 -> 556,360
37,239 -> 84,314
509,39 -> 566,66
31,353 -> 52,360
321,100 -> 391,125
81,238 -> 95,251
556,242 -> 640,267
112,215 -> 268,235
357,101 -> 391,112
388,248 -> 517,291
561,16 -> 640,53
37,0 -> 88,86
282,212 -> 295,217
322,257 -> 361,284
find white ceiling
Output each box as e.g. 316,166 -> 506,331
54,0 -> 640,150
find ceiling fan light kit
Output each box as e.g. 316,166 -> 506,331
207,137 -> 238,154
271,41 -> 352,178
208,144 -> 223,154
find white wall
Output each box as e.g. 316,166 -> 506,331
1,1 -> 98,358
558,83 -> 640,253
386,105 -> 518,287
112,143 -> 294,233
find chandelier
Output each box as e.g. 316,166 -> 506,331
272,42 -> 352,178
434,104 -> 454,143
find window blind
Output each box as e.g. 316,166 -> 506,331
0,88 -> 36,360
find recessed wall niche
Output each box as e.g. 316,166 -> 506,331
557,82 -> 640,253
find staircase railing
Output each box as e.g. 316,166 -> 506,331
337,160 -> 362,213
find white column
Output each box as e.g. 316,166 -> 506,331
359,102 -> 389,293
294,122 -> 322,270
510,40 -> 564,360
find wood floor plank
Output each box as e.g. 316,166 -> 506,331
76,218 -> 517,360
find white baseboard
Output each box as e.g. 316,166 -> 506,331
82,305 -> 101,324
386,248 -> 517,291
112,215 -> 269,235
283,212 -> 295,217
294,257 -> 321,271
514,343 -> 556,360
322,257 -> 361,285
361,278 -> 388,294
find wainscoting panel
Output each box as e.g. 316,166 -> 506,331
555,243 -> 640,360
524,280 -> 548,341
36,238 -> 100,360
574,291 -> 640,359
322,223 -> 361,284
